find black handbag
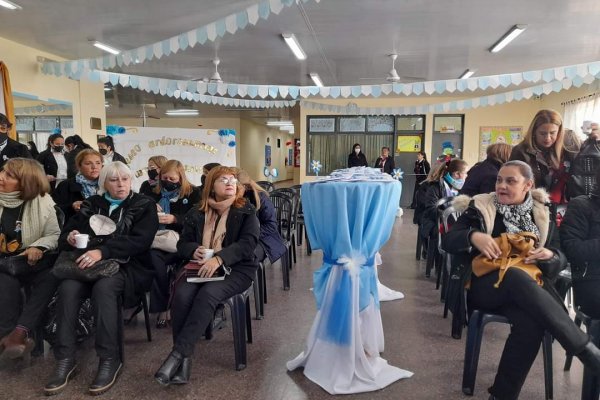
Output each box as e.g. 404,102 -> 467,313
0,251 -> 59,276
52,250 -> 124,282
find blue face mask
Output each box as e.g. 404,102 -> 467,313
444,172 -> 465,190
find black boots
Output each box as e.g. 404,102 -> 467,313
576,340 -> 600,375
88,358 -> 122,396
44,358 -> 78,396
170,357 -> 191,385
154,350 -> 184,386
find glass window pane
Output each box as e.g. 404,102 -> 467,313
339,117 -> 366,132
433,115 -> 463,133
397,116 -> 424,131
60,117 -> 73,129
34,117 -> 58,132
15,117 -> 34,131
367,116 -> 394,132
308,118 -> 335,132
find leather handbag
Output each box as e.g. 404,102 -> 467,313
0,251 -> 59,276
52,250 -> 125,282
151,229 -> 180,253
472,232 -> 543,288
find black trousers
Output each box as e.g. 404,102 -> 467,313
0,269 -> 59,337
171,271 -> 252,357
573,279 -> 600,319
469,268 -> 588,400
149,250 -> 181,313
53,272 -> 125,360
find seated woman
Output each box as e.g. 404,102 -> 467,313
52,149 -> 103,223
139,155 -> 167,197
0,158 -> 60,359
561,167 -> 600,318
236,169 -> 287,264
154,166 -> 259,386
444,160 -> 600,400
148,159 -> 201,328
460,143 -> 512,196
45,162 -> 158,396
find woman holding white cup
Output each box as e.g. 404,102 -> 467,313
154,166 -> 259,386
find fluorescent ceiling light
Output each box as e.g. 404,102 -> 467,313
459,69 -> 475,79
166,109 -> 199,116
489,24 -> 527,53
282,33 -> 306,60
266,120 -> 293,126
93,41 -> 121,55
309,73 -> 324,87
0,0 -> 22,10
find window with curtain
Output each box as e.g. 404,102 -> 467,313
563,92 -> 600,138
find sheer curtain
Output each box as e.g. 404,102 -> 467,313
563,92 -> 600,138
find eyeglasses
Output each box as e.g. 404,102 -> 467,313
217,177 -> 238,185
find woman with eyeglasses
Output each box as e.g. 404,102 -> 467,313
139,155 -> 168,196
154,166 -> 259,386
148,159 -> 201,328
0,113 -> 32,169
510,110 -> 576,205
0,158 -> 60,361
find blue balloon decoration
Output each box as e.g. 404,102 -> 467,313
271,168 -> 279,178
52,128 -> 62,134
228,140 -> 236,147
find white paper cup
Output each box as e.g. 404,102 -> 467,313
203,249 -> 215,260
157,212 -> 166,217
74,234 -> 89,249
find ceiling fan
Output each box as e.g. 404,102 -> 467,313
191,58 -> 224,83
359,54 -> 425,84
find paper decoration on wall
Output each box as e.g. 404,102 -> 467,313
311,160 -> 322,176
263,167 -> 279,182
442,141 -> 455,155
479,126 -> 523,161
396,135 -> 422,152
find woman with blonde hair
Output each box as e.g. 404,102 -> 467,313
461,143 -> 513,196
0,158 -> 60,360
154,166 -> 259,386
510,109 -> 574,205
148,159 -> 201,328
139,155 -> 168,196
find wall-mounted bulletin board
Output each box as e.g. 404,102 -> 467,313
479,126 -> 523,161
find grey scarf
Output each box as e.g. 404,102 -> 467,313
493,192 -> 540,239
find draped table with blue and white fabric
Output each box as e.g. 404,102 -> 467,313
287,169 -> 413,394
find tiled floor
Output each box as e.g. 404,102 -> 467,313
0,210 -> 585,399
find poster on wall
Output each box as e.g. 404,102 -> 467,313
294,139 -> 301,167
479,126 -> 523,160
288,148 -> 293,166
265,144 -> 272,166
111,126 -> 236,191
396,135 -> 422,152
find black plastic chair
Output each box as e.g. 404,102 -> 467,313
123,293 -> 152,342
256,181 -> 275,193
425,198 -> 452,278
462,310 -> 554,399
253,265 -> 265,320
269,193 -> 293,290
204,286 -> 253,371
272,188 -> 298,264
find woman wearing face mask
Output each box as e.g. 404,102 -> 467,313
37,133 -> 68,190
52,149 -> 103,223
97,136 -> 127,165
139,156 -> 168,197
149,160 -> 201,328
347,143 -> 368,168
510,109 -> 574,205
27,141 -> 40,159
64,135 -> 92,179
0,113 -> 31,170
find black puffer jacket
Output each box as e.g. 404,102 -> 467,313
460,158 -> 502,197
347,152 -> 368,168
560,192 -> 600,281
567,138 -> 600,199
52,178 -> 85,223
177,201 -> 260,280
59,192 -> 159,307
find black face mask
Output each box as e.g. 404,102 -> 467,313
201,175 -> 206,186
0,133 -> 8,143
148,169 -> 159,180
53,146 -> 64,153
99,148 -> 108,155
161,180 -> 181,192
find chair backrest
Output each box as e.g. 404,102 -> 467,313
268,193 -> 294,240
54,205 -> 65,230
256,181 -> 275,193
272,188 -> 299,226
438,205 -> 462,254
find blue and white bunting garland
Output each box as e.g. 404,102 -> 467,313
392,168 -> 404,180
311,160 -> 322,176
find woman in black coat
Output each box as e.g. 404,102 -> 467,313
460,143 -> 512,197
148,160 -> 201,328
373,146 -> 395,175
139,155 -> 168,197
410,151 -> 431,208
65,135 -> 93,179
444,160 -> 600,400
97,136 -> 127,165
154,166 -> 259,386
45,162 -> 158,396
37,133 -> 68,190
347,143 -> 368,168
52,149 -> 103,223
561,167 -> 600,318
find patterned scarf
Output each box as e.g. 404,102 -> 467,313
158,188 -> 180,215
493,192 -> 540,239
75,173 -> 99,199
202,197 -> 235,252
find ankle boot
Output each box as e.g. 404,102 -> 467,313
0,327 -> 34,360
170,357 -> 191,385
44,358 -> 77,396
154,350 -> 183,386
576,341 -> 600,375
88,358 -> 122,395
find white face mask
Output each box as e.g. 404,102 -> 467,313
354,148 -> 360,154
